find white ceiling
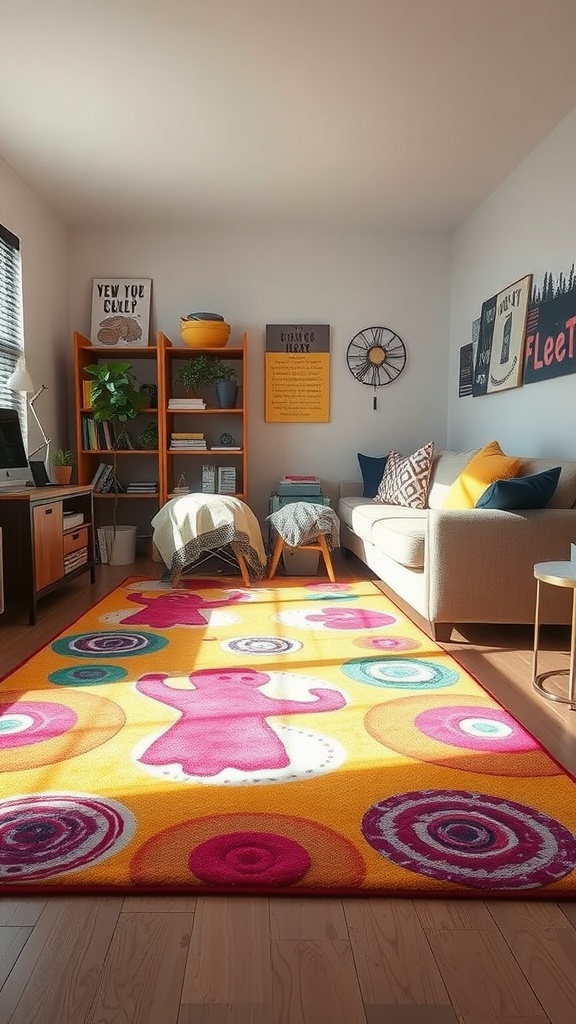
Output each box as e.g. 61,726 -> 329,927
2,0 -> 576,231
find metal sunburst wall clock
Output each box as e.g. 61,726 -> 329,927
346,326 -> 407,409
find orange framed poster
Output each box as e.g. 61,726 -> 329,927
265,324 -> 330,422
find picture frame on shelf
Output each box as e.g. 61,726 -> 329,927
90,278 -> 152,347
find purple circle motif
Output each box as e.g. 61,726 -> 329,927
48,665 -> 128,687
189,830 -> 311,886
0,794 -> 134,881
415,706 -> 539,754
0,701 -> 78,748
222,636 -> 303,656
362,789 -> 576,890
52,631 -> 168,659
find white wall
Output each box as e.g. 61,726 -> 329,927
0,155 -> 69,457
449,108 -> 576,458
69,228 -> 451,520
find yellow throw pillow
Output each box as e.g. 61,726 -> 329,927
442,441 -> 523,510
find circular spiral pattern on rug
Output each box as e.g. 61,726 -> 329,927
0,691 -> 126,771
48,665 -> 129,687
190,831 -> 312,886
130,813 -> 366,890
0,793 -> 135,881
353,635 -> 421,652
361,789 -> 576,890
221,636 -> 303,656
52,630 -> 168,658
341,656 -> 460,690
364,693 -> 560,777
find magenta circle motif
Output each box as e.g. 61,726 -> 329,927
0,793 -> 134,881
189,830 -> 312,885
414,705 -> 539,753
361,789 -> 576,890
0,701 -> 78,749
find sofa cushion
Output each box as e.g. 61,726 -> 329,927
442,441 -> 523,510
371,518 -> 426,569
476,466 -> 561,510
375,441 -> 435,509
357,452 -> 387,498
338,495 -> 428,546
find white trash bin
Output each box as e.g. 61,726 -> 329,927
99,525 -> 137,565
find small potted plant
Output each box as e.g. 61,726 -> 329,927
212,357 -> 238,408
51,449 -> 74,485
177,355 -> 218,397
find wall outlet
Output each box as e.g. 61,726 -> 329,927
571,543 -> 576,563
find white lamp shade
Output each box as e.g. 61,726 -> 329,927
7,366 -> 35,393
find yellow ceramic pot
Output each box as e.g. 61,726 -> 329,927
180,319 -> 231,349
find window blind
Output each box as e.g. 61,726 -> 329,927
0,223 -> 25,430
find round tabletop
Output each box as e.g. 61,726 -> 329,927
534,561 -> 576,588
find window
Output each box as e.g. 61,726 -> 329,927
0,223 -> 25,440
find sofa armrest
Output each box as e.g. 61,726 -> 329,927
339,480 -> 363,499
426,508 -> 576,624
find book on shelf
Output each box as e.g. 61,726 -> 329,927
217,465 -> 237,494
279,475 -> 320,483
82,380 -> 93,408
202,464 -> 216,494
171,432 -> 205,440
210,445 -> 242,451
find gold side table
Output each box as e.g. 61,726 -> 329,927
533,561 -> 576,708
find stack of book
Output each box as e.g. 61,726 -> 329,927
90,463 -> 121,493
126,481 -> 157,494
277,474 -> 322,496
169,432 -> 207,450
167,397 -> 206,411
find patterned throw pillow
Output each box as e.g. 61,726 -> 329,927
375,441 -> 435,508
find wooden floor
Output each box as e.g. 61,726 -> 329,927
1,553 -> 576,1024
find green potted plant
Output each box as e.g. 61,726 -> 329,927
51,448 -> 74,485
212,358 -> 238,409
84,361 -> 146,563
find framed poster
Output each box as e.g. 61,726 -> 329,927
472,274 -> 532,395
458,343 -> 474,397
90,278 -> 151,346
265,324 -> 330,422
523,263 -> 576,385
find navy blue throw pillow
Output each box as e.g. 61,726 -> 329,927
475,466 -> 561,510
357,453 -> 388,499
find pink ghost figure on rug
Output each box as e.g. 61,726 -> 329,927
118,589 -> 248,629
303,606 -> 395,630
135,668 -> 346,776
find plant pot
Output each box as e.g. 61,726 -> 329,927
52,466 -> 73,485
215,381 -> 238,408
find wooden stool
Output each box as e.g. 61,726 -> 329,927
267,533 -> 335,582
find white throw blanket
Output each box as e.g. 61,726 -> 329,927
151,494 -> 267,580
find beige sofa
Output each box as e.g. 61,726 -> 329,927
338,449 -> 576,641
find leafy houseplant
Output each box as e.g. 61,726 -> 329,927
51,448 -> 74,485
84,361 -> 146,561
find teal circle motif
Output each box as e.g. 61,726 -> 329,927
52,631 -> 168,659
48,665 -> 129,686
341,656 -> 460,690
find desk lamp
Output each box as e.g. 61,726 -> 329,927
6,365 -> 51,471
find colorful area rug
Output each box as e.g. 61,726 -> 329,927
2,577 -> 576,897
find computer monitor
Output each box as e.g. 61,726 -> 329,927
0,407 -> 33,491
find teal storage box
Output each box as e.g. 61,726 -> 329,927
269,494 -> 330,513
277,482 -> 323,496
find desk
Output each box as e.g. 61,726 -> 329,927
533,560 -> 576,708
0,485 -> 95,623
